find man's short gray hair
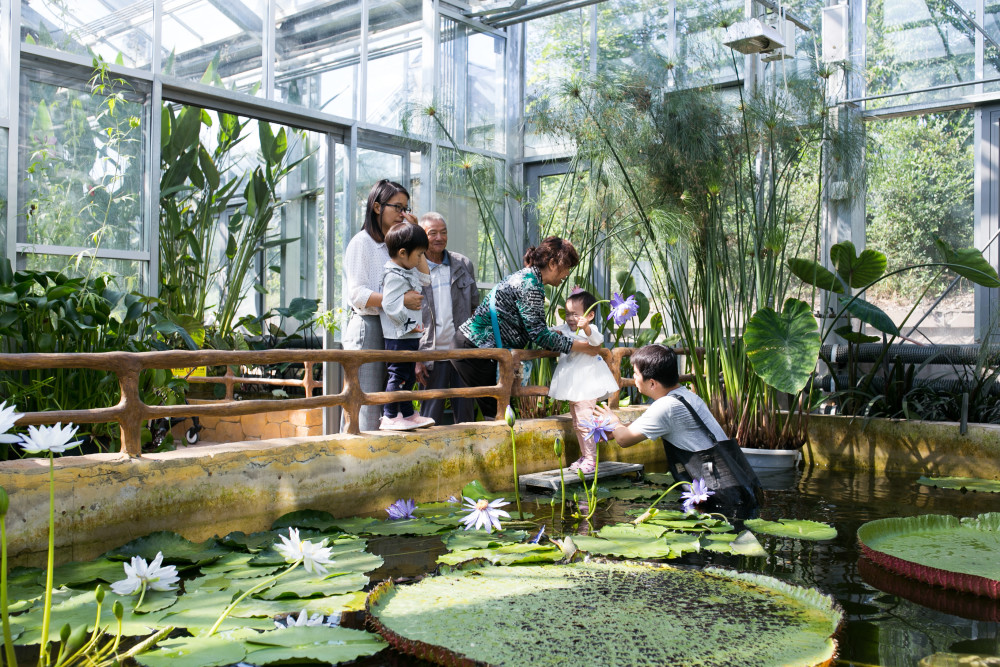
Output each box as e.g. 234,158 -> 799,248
419,211 -> 447,227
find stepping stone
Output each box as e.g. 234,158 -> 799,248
519,461 -> 644,491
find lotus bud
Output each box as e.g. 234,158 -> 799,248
95,584 -> 105,604
113,600 -> 124,621
504,405 -> 515,428
0,486 -> 8,518
553,437 -> 563,457
60,623 -> 72,643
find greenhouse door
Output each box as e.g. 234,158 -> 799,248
979,107 -> 1000,340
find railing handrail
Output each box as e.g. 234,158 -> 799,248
0,347 -> 653,456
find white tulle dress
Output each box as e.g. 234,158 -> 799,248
547,323 -> 621,402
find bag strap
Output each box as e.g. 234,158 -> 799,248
488,287 -> 505,349
670,391 -> 723,444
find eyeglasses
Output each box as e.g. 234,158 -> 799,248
382,203 -> 412,214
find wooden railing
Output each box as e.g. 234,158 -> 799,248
0,347 -> 646,457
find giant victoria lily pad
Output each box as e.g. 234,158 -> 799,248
857,513 -> 1000,599
367,561 -> 842,666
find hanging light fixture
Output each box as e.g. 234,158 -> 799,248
722,18 -> 786,54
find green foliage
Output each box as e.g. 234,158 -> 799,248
744,298 -> 821,395
158,104 -> 316,343
744,518 -> 837,541
0,260 -> 187,458
866,111 -> 975,297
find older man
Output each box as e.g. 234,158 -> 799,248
415,212 -> 479,423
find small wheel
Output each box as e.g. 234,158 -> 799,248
185,427 -> 200,445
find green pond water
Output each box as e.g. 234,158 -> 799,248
351,465 -> 1000,667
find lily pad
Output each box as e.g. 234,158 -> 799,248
271,509 -> 336,531
436,543 -> 561,566
243,626 -> 387,665
52,558 -> 132,588
232,591 -> 368,618
15,588 -> 177,644
702,531 -> 767,557
134,632 -> 248,667
104,531 -> 227,565
857,512 -> 1000,599
363,518 -> 451,537
917,476 -> 1000,493
574,525 -> 700,559
258,571 -> 370,600
367,561 -> 841,666
160,589 -> 275,632
651,517 -> 733,533
325,517 -> 379,534
441,530 -> 527,552
460,480 -> 505,500
643,472 -> 676,486
745,518 -> 837,541
219,530 -> 283,552
605,487 -> 669,501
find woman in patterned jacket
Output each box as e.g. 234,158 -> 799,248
453,236 -> 601,419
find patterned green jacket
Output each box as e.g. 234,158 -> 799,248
459,267 -> 573,353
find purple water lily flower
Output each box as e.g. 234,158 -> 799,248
608,292 -> 639,326
386,498 -> 417,520
579,414 -> 615,443
680,478 -> 714,514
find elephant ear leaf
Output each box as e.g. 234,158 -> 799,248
829,241 -> 887,289
933,237 -> 1000,288
840,297 -> 900,337
788,258 -> 844,293
744,298 -> 820,395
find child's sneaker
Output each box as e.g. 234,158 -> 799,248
401,414 -> 435,429
576,458 -> 597,475
567,458 -> 585,472
379,415 -> 412,431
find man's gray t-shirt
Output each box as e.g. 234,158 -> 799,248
629,386 -> 727,452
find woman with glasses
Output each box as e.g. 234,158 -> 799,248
343,179 -> 424,431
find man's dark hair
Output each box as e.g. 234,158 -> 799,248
385,222 -> 428,257
631,344 -> 679,388
363,179 -> 410,243
566,289 -> 599,320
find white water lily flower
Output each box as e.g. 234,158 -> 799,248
110,551 -> 179,595
17,423 -> 83,454
460,497 -> 510,532
274,610 -> 328,629
275,527 -> 336,575
0,402 -> 24,444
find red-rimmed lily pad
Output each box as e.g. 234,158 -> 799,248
857,513 -> 1000,599
917,476 -> 1000,493
367,561 -> 842,666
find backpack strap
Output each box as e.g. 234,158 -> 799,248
488,287 -> 504,349
669,391 -> 723,444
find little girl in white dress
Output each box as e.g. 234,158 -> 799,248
548,288 -> 621,473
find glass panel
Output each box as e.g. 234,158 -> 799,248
865,110 -> 974,344
19,68 -> 146,252
20,0 -> 154,70
439,18 -> 506,152
365,0 -> 423,130
982,0 -> 1000,95
0,2 -> 10,120
264,129 -> 327,332
596,0 -> 672,79
355,147 -> 403,232
674,0 -> 742,87
436,148 -> 504,284
0,129 -> 6,250
331,142 -> 348,339
866,0 -> 977,108
19,254 -> 146,292
523,8 -> 590,157
161,0 -> 264,94
274,0 -> 361,119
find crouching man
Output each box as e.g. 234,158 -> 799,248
594,344 -> 762,516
